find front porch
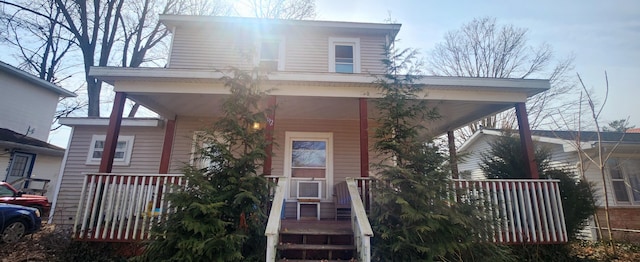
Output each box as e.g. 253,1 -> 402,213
73,173 -> 567,261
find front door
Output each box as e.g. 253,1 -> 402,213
284,132 -> 333,201
6,152 -> 35,184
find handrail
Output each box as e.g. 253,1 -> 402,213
346,177 -> 373,262
265,177 -> 287,262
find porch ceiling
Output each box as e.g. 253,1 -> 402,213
126,92 -> 516,135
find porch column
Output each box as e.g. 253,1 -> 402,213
359,98 -> 369,177
447,130 -> 459,178
515,102 -> 539,179
263,96 -> 276,176
99,92 -> 126,173
158,118 -> 176,174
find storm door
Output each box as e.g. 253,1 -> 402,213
284,132 -> 333,201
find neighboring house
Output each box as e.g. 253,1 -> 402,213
52,16 -> 563,261
459,129 -> 640,241
0,61 -> 76,200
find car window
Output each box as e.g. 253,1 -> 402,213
0,185 -> 14,197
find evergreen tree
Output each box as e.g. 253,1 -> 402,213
481,134 -> 597,261
134,68 -> 272,262
370,44 -> 511,261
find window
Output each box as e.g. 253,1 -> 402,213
284,132 -> 333,201
329,37 -> 360,73
258,39 -> 285,71
607,158 -> 640,204
86,135 -> 134,165
0,184 -> 15,197
191,131 -> 227,170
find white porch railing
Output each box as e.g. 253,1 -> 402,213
346,177 -> 373,261
452,179 -> 568,244
73,173 -> 184,241
265,177 -> 287,262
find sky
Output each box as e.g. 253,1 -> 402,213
19,0 -> 640,147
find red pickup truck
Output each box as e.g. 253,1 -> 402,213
0,182 -> 51,215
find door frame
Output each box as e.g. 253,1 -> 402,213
283,132 -> 333,202
5,151 -> 36,185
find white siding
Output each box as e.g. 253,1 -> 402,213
29,154 -> 63,200
458,135 -> 496,179
0,70 -> 60,141
52,126 -> 165,225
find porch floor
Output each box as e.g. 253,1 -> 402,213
280,219 -> 352,235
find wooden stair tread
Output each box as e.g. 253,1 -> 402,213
278,260 -> 355,262
281,227 -> 352,235
278,243 -> 355,251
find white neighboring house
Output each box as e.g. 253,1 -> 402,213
0,61 -> 76,199
459,129 -> 640,241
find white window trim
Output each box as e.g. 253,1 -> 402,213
329,37 -> 361,73
191,131 -> 228,169
284,132 -> 333,202
86,135 -> 134,166
607,157 -> 640,205
256,37 -> 286,71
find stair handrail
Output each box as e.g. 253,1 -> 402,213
265,177 -> 287,262
346,177 -> 373,262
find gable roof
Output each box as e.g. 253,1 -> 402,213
160,15 -> 402,40
0,61 -> 76,97
0,128 -> 65,156
459,129 -> 640,153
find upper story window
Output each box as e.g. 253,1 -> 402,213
259,38 -> 285,71
608,158 -> 640,204
86,135 -> 134,166
329,37 -> 360,73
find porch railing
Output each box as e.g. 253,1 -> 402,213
346,177 -> 373,261
73,173 -> 184,241
452,179 -> 568,244
265,177 -> 287,262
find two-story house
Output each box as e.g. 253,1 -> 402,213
52,16 -> 566,261
0,61 -> 76,200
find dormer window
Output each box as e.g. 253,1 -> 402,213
329,37 -> 360,73
259,38 -> 285,71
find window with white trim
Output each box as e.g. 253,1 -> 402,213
608,158 -> 640,204
258,38 -> 285,71
191,131 -> 228,170
86,135 -> 134,165
329,37 -> 360,73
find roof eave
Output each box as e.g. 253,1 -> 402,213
0,61 -> 76,97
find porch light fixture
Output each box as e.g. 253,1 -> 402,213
252,122 -> 262,130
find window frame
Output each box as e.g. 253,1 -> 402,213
284,132 -> 333,202
607,157 -> 640,205
329,37 -> 361,73
257,37 -> 286,71
86,135 -> 135,166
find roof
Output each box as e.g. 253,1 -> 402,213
0,128 -> 65,156
0,61 -> 76,97
59,117 -> 163,127
160,15 -> 402,40
459,128 -> 640,153
530,130 -> 640,143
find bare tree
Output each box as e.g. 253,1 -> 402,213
0,0 -> 231,117
241,0 -> 316,19
428,17 -> 576,140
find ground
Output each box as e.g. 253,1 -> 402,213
2,223 -> 640,261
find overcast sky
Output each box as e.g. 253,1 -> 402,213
315,0 -> 640,127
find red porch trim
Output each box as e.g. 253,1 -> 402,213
99,92 -> 127,173
263,96 -> 276,175
158,118 -> 176,174
515,102 -> 539,179
359,98 -> 369,177
447,130 -> 459,178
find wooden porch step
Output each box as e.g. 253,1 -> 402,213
281,227 -> 352,236
278,258 -> 358,262
278,244 -> 355,251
